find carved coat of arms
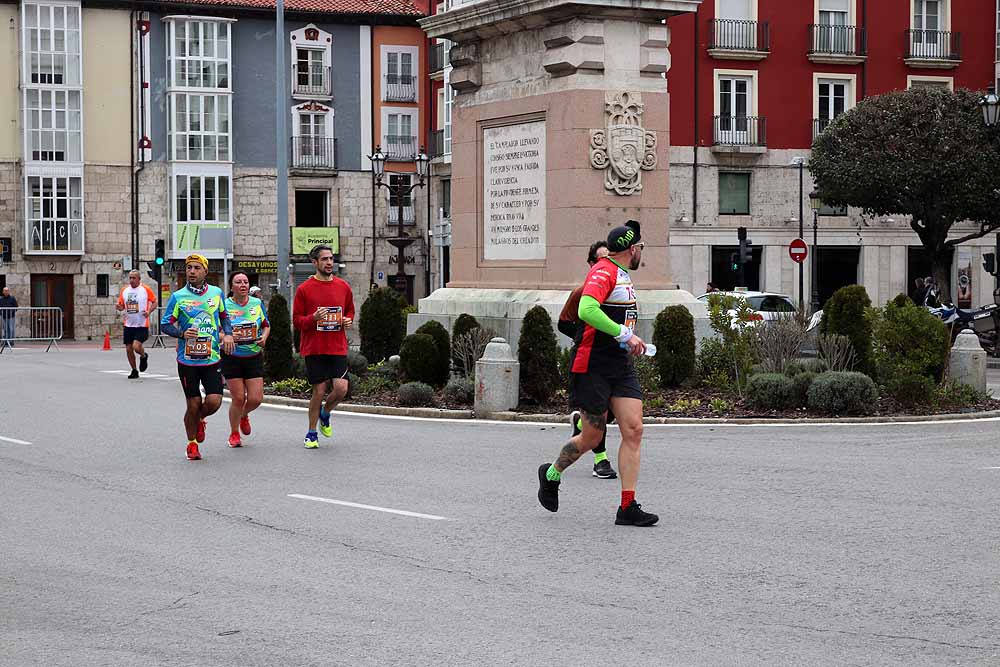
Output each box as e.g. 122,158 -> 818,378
590,91 -> 657,196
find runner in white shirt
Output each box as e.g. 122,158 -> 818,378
115,270 -> 157,379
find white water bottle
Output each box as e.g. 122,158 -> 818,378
643,343 -> 657,357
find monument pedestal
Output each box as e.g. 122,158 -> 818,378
417,0 -> 707,345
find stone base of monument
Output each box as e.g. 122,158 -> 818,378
407,287 -> 711,352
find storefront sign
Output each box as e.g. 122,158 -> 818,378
235,259 -> 278,272
291,228 -> 340,255
483,121 -> 546,261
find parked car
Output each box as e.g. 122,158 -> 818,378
697,291 -> 797,325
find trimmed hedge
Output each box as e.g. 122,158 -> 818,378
443,377 -> 475,404
399,333 -> 439,386
415,320 -> 451,387
820,285 -> 873,373
807,371 -> 878,415
264,293 -> 294,381
654,306 -> 696,388
398,381 -> 435,407
517,306 -> 561,405
359,287 -> 405,363
747,372 -> 795,410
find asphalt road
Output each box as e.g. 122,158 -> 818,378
2,346 -> 1000,666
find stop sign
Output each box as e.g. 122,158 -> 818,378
789,238 -> 808,264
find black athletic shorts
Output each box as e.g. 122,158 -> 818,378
177,362 -> 224,398
221,353 -> 264,380
568,365 -> 643,416
123,326 -> 149,345
305,354 -> 348,386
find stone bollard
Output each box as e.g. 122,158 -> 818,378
949,330 -> 986,392
474,337 -> 519,416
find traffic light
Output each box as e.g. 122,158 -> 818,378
984,252 -> 996,276
730,253 -> 739,272
148,238 -> 165,282
738,226 -> 752,264
146,261 -> 161,283
154,239 -> 165,267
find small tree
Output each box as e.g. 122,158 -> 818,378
820,285 -> 873,374
415,320 -> 451,387
811,87 -> 1000,298
359,287 -> 405,363
264,293 -> 294,381
517,306 -> 561,405
653,306 -> 695,388
451,313 -> 481,371
399,333 -> 439,386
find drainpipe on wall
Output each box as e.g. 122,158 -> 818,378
860,0 -> 868,99
425,35 -> 432,298
129,8 -> 138,269
692,13 -> 699,227
370,21 -> 377,291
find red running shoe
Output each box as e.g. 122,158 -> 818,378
186,442 -> 202,460
240,415 -> 251,436
196,419 -> 207,443
228,432 -> 242,448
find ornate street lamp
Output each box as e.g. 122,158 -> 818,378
809,190 -> 822,314
979,86 -> 999,128
369,145 -> 429,302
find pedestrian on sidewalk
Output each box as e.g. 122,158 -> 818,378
115,270 -> 156,378
292,244 -> 355,449
221,271 -> 270,448
160,254 -> 235,461
0,287 -> 17,345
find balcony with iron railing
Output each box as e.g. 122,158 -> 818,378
429,43 -> 448,75
292,65 -> 332,97
290,135 -> 337,170
708,19 -> 770,60
808,24 -> 867,64
904,29 -> 961,68
384,135 -> 417,161
812,118 -> 837,140
384,74 -> 417,102
712,115 -> 766,153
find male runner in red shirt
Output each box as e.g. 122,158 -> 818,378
292,244 -> 355,449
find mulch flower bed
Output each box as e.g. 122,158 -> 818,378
265,384 -> 1000,418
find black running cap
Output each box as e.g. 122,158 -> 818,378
607,221 -> 641,251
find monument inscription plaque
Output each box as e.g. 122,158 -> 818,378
483,121 -> 546,261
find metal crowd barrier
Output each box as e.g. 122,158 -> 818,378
0,307 -> 63,353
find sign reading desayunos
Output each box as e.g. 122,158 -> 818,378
483,121 -> 546,261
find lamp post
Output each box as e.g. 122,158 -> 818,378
979,86 -> 999,127
809,190 -> 821,313
369,146 -> 429,302
791,156 -> 806,312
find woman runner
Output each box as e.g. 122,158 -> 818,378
222,272 -> 270,447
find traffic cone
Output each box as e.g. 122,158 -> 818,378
102,330 -> 111,351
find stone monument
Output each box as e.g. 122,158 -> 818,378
416,0 -> 708,349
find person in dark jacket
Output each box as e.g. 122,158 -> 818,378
910,278 -> 926,306
0,287 -> 18,344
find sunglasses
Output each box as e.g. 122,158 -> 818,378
634,242 -> 645,250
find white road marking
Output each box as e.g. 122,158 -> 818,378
288,493 -> 451,521
983,467 -> 1000,470
0,435 -> 32,445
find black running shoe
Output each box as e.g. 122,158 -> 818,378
615,500 -> 659,526
569,410 -> 582,438
139,354 -> 148,372
537,463 -> 559,512
593,459 -> 618,479
128,369 -> 139,379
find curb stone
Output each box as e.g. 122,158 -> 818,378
254,392 -> 1000,425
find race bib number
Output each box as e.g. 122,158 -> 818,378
126,300 -> 139,314
185,336 -> 212,359
624,309 -> 638,331
232,323 -> 257,344
317,306 -> 343,332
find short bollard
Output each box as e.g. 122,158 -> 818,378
474,337 -> 519,416
949,330 -> 986,393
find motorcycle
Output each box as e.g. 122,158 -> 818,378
926,300 -> 1000,356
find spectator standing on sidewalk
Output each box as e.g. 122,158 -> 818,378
0,287 -> 18,345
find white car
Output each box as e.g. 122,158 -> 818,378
696,291 -> 797,325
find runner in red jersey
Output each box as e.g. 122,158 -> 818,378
292,244 -> 355,449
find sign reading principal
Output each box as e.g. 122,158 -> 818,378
483,121 -> 546,261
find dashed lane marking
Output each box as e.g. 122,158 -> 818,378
0,435 -> 32,445
288,493 -> 451,521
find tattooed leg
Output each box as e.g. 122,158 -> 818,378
554,410 -> 606,472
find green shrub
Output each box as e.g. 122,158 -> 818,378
790,371 -> 816,408
654,305 -> 695,388
443,377 -> 475,404
415,320 -> 451,387
291,354 -> 307,380
709,397 -> 732,413
934,381 -> 990,409
400,305 -> 418,340
271,377 -> 309,395
807,371 -> 878,415
451,313 -> 481,370
697,337 -> 733,391
517,306 -> 561,404
747,373 -> 795,410
784,360 -> 806,377
398,381 -> 435,407
889,293 -> 911,308
344,372 -> 361,400
803,358 -> 829,374
872,299 -> 950,402
347,350 -> 369,376
359,373 -> 397,395
706,294 -> 758,393
399,333 -> 440,386
558,346 -> 574,383
264,293 -> 294,382
633,356 -> 660,396
359,287 -> 405,363
820,285 -> 873,373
